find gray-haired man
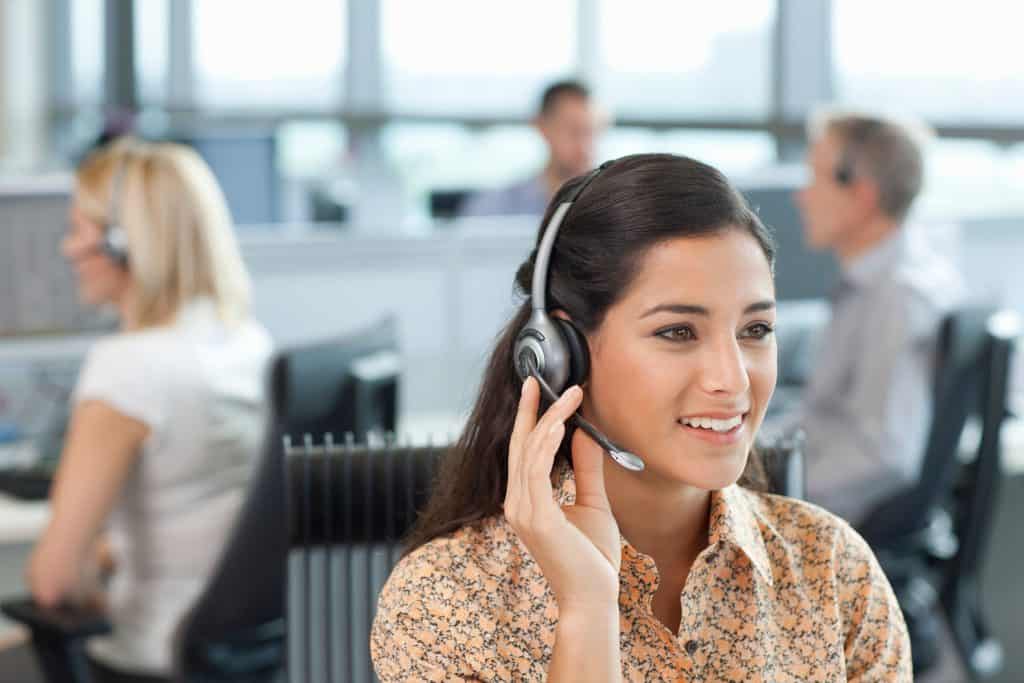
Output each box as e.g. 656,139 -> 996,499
785,110 -> 965,525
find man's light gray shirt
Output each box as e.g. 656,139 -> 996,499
785,228 -> 965,525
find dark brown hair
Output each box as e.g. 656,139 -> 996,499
404,153 -> 776,554
539,79 -> 591,117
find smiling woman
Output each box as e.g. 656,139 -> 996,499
370,154 -> 912,682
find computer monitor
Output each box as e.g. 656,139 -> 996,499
429,189 -> 473,220
738,177 -> 839,301
271,316 -> 400,444
173,130 -> 279,226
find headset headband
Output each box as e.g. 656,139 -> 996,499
531,160 -> 613,312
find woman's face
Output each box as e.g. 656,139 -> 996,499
62,201 -> 131,307
582,229 -> 777,491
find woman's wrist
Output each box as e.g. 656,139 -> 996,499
550,604 -> 622,682
556,602 -> 620,641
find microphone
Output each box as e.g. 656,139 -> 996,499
526,361 -> 645,472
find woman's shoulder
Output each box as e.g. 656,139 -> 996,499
737,489 -> 912,677
377,515 -> 524,615
88,326 -> 175,355
738,488 -> 880,574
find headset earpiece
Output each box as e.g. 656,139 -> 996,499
511,158 -> 645,471
102,152 -> 131,268
514,311 -> 572,394
102,225 -> 130,267
833,145 -> 856,186
554,317 -> 589,388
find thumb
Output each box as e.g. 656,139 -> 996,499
571,427 -> 611,511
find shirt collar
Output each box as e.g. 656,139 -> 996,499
552,462 -> 773,587
841,229 -> 907,289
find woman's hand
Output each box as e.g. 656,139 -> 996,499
504,377 -> 622,614
26,537 -> 102,610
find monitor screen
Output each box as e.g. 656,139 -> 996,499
175,131 -> 279,226
738,178 -> 839,301
272,317 -> 400,444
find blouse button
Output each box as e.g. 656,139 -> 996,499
685,639 -> 700,656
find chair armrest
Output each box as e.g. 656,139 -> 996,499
1,596 -> 112,639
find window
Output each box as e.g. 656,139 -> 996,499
277,121 -> 349,181
382,123 -> 546,217
916,139 -> 1024,220
134,0 -> 169,105
597,0 -> 775,119
71,0 -> 104,105
382,0 -> 577,116
194,0 -> 346,108
834,1 -> 1024,123
599,128 -> 775,177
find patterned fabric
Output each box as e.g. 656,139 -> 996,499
371,465 -> 912,681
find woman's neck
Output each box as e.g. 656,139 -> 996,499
602,459 -> 711,568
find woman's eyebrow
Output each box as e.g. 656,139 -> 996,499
640,300 -> 776,319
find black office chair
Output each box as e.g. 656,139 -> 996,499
282,434 -> 805,683
171,315 -> 400,682
856,306 -> 1020,678
1,316 -> 401,683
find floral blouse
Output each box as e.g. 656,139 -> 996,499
371,465 -> 911,682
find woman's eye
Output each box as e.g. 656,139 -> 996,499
656,326 -> 696,342
742,323 -> 775,340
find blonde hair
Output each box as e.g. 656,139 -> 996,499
75,138 -> 252,328
808,108 -> 934,222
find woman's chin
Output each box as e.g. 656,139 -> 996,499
648,445 -> 749,490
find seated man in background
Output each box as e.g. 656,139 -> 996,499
459,79 -> 605,217
780,110 -> 965,526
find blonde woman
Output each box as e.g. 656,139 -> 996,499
23,139 -> 272,681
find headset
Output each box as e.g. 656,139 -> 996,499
512,159 -> 645,471
833,118 -> 884,187
100,154 -> 131,268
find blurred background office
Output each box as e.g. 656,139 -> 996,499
0,1 -> 1022,682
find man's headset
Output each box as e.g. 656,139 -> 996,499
513,159 -> 645,471
100,154 -> 131,268
832,118 -> 884,187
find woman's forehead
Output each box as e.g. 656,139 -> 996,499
620,232 -> 774,311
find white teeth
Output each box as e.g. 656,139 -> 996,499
681,415 -> 743,433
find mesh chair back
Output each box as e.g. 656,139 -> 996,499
285,439 -> 441,683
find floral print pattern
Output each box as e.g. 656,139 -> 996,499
371,465 -> 911,681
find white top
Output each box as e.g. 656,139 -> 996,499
73,299 -> 273,674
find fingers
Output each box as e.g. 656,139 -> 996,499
505,380 -> 583,525
509,377 -> 540,466
520,385 -> 582,518
571,427 -> 611,512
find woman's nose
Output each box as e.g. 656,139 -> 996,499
700,338 -> 750,396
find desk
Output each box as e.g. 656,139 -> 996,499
0,494 -> 48,545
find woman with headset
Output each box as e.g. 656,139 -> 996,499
22,139 -> 272,682
371,154 -> 911,681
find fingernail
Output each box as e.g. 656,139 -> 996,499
566,385 -> 582,399
521,378 -> 531,395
